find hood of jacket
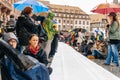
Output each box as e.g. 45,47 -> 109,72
48,12 -> 55,20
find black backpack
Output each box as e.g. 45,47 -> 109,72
6,19 -> 16,32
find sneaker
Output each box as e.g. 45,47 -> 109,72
115,64 -> 119,67
47,67 -> 53,75
109,63 -> 119,67
87,55 -> 95,59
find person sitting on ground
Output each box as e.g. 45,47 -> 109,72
0,32 -> 50,80
83,40 -> 94,56
90,40 -> 105,59
23,34 -> 52,74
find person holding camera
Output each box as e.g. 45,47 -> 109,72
104,12 -> 120,67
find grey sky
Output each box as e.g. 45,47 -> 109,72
47,0 -> 113,14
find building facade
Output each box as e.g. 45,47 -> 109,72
0,0 -> 20,27
90,14 -> 106,32
113,0 -> 118,4
50,4 -> 90,31
39,0 -> 90,31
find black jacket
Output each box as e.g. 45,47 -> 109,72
23,46 -> 48,66
16,14 -> 39,46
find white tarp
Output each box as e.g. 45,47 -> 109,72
50,42 -> 120,80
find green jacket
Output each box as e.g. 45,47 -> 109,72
109,21 -> 120,40
43,12 -> 56,40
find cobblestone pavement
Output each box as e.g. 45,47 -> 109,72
91,59 -> 120,78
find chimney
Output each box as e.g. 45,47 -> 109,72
113,0 -> 118,4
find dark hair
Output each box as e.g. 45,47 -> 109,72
109,12 -> 119,27
29,34 -> 38,41
22,6 -> 33,15
79,28 -> 82,32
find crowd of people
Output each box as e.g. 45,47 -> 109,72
0,5 -> 120,80
0,6 -> 58,80
60,12 -> 120,67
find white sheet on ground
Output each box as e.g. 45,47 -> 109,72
50,42 -> 120,80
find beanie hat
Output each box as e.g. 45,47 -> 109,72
3,32 -> 18,43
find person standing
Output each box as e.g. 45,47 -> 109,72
104,12 -> 120,67
16,6 -> 39,52
42,12 -> 56,60
49,22 -> 58,58
77,28 -> 84,46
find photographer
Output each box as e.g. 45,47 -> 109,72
104,12 -> 120,67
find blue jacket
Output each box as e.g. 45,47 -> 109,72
1,56 -> 50,80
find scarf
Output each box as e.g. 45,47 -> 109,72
29,45 -> 40,55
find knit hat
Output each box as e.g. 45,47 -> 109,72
3,32 -> 18,43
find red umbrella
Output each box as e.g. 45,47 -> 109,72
91,3 -> 120,14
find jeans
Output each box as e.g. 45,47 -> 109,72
92,49 -> 104,59
104,44 -> 119,66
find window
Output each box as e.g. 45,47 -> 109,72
57,14 -> 59,16
63,25 -> 65,28
83,21 -> 85,25
59,20 -> 61,23
67,20 -> 69,23
75,21 -> 77,24
63,20 -> 65,23
79,21 -> 81,24
59,25 -> 61,27
58,25 -> 61,30
87,21 -> 89,25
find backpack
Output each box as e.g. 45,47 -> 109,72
6,19 -> 16,32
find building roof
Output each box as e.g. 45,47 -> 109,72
90,14 -> 106,23
48,4 -> 86,14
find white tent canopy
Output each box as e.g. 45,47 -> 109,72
50,42 -> 120,80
